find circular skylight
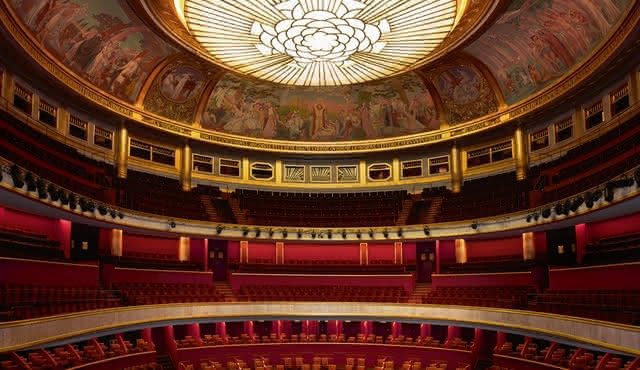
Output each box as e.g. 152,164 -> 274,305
182,0 -> 457,86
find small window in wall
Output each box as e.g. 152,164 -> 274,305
38,99 -> 57,128
219,158 -> 241,177
130,139 -> 151,160
151,145 -> 175,166
610,84 -> 630,117
555,118 -> 573,143
94,126 -> 113,149
530,128 -> 549,152
490,141 -> 513,162
428,156 -> 449,175
401,160 -> 423,179
193,154 -> 214,173
284,165 -> 305,182
585,101 -> 604,130
69,115 -> 88,140
13,84 -> 32,115
250,162 -> 274,180
467,147 -> 490,168
368,163 -> 391,181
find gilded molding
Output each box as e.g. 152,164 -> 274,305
0,0 -> 637,154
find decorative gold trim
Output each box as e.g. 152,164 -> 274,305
0,256 -> 97,268
0,0 -> 636,154
231,273 -> 413,278
549,261 -> 640,273
114,266 -> 212,275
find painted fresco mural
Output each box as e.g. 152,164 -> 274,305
466,0 -> 632,105
9,0 -> 176,103
201,72 -> 440,141
432,64 -> 498,125
143,60 -> 214,123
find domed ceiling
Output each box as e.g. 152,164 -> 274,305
2,0 -> 636,146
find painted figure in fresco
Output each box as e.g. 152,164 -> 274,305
111,54 -> 143,97
311,103 -> 326,138
283,111 -> 305,139
263,102 -> 278,139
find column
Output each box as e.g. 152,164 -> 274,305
242,157 -> 250,181
276,242 -> 284,264
359,160 -> 367,184
111,229 -> 123,257
447,326 -> 461,340
522,232 -> 536,261
216,322 -> 227,341
514,125 -> 528,181
393,242 -> 403,264
240,240 -> 249,264
1,70 -> 12,101
392,322 -> 402,338
573,107 -> 586,137
162,326 -> 178,368
420,324 -> 431,338
140,328 -> 153,348
55,219 -> 72,259
115,122 -> 129,179
450,143 -> 462,193
203,239 -> 209,272
392,157 -> 400,182
273,320 -> 282,338
435,241 -> 441,274
244,321 -> 255,339
575,224 -> 589,264
185,324 -> 203,345
454,239 -> 467,264
629,68 -> 639,105
178,236 -> 190,262
180,140 -> 192,192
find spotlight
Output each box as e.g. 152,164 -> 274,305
369,230 -> 374,238
68,193 -> 77,209
268,229 -> 274,237
47,184 -> 59,201
571,197 -> 584,212
87,202 -> 96,213
297,231 -> 303,239
169,220 -> 176,229
342,230 -> 347,239
533,213 -> 539,221
10,165 -> 24,188
79,198 -> 88,212
605,183 -> 614,202
554,203 -> 563,215
311,231 -> 316,239
593,189 -> 602,202
563,200 -> 571,215
282,230 -> 288,238
118,212 -> 124,219
36,179 -> 47,199
255,229 -> 261,238
526,214 -> 532,223
470,222 -> 477,230
242,228 -> 249,237
109,209 -> 117,218
356,231 -> 362,239
98,205 -> 107,216
423,227 -> 430,236
542,208 -> 551,219
216,225 -> 224,234
383,230 -> 389,238
397,228 -> 403,237
327,230 -> 332,239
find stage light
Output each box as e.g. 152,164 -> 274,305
59,191 -> 68,205
216,225 -> 224,234
242,228 -> 249,236
297,231 -> 303,239
282,230 -> 288,238
268,229 -> 274,237
47,184 -> 59,201
369,230 -> 374,238
605,183 -> 614,202
327,230 -> 332,239
36,179 -> 47,199
118,212 -> 124,219
470,222 -> 477,230
255,229 -> 261,237
87,202 -> 96,213
554,203 -> 563,215
397,228 -> 403,237
356,231 -> 362,239
423,227 -> 430,236
311,231 -> 316,239
342,231 -> 347,239
593,189 -> 602,202
383,230 -> 389,238
542,208 -> 551,218
169,220 -> 177,229
563,200 -> 571,215
571,196 -> 584,212
10,165 -> 24,188
533,212 -> 539,221
109,209 -> 117,218
526,215 -> 532,223
79,198 -> 88,212
98,205 -> 107,215
24,172 -> 36,191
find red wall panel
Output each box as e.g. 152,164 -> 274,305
403,242 -> 416,263
432,272 -> 534,288
368,243 -> 394,262
587,211 -> 640,241
248,242 -> 276,262
101,264 -> 213,287
228,241 -> 240,260
122,233 -> 179,257
466,237 -> 522,259
230,272 -> 415,294
0,257 -> 99,287
0,207 -> 67,249
284,243 -> 360,262
548,263 -> 640,290
438,240 -> 456,263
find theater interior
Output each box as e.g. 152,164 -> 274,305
0,0 -> 640,369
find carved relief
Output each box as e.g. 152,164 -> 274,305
311,166 -> 331,183
337,166 -> 358,183
284,165 -> 305,183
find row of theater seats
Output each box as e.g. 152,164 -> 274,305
0,284 -> 120,321
181,354 -> 466,370
233,189 -> 408,227
583,233 -> 640,265
237,285 -> 408,303
232,262 -> 410,274
422,286 -> 532,309
494,340 -> 633,370
0,338 -> 156,369
108,251 -> 203,271
528,289 -> 640,325
0,227 -> 63,260
113,282 -> 227,305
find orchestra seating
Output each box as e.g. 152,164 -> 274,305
529,289 -> 640,325
114,282 -> 225,305
0,284 -> 120,321
0,227 -> 63,260
238,285 -> 408,303
232,189 -> 408,227
422,287 -> 533,309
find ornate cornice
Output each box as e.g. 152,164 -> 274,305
0,0 -> 637,154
